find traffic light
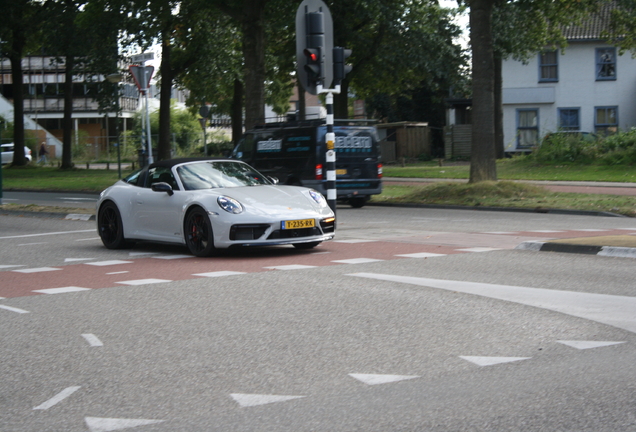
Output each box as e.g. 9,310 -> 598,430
302,11 -> 325,94
333,47 -> 352,86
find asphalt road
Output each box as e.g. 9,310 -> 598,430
1,206 -> 636,431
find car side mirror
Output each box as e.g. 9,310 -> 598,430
267,176 -> 279,185
151,182 -> 174,196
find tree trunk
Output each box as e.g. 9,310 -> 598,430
494,54 -> 504,159
158,36 -> 173,161
9,49 -> 27,166
61,55 -> 75,169
231,78 -> 243,144
469,0 -> 497,183
242,1 -> 266,130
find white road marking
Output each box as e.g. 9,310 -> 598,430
82,333 -> 104,347
333,239 -> 377,243
85,260 -> 133,266
33,386 -> 81,410
193,271 -> 246,277
106,271 -> 129,275
13,267 -> 62,273
116,279 -> 172,286
0,304 -> 29,314
152,254 -> 194,260
0,229 -> 94,240
557,340 -> 626,350
264,265 -> 317,270
455,247 -> 502,252
65,258 -> 95,262
460,356 -> 531,367
348,273 -> 636,334
396,253 -> 447,258
332,258 -> 384,264
349,373 -> 420,385
230,393 -> 305,407
33,287 -> 91,295
85,417 -> 164,432
65,214 -> 92,221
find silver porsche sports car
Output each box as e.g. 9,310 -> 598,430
96,158 -> 336,256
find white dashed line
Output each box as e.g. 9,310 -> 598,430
0,304 -> 29,314
116,279 -> 172,286
459,356 -> 531,367
13,267 -> 62,274
396,252 -> 447,258
33,386 -> 81,410
230,393 -> 305,407
106,271 -> 129,275
332,258 -> 384,264
81,334 -> 104,347
557,340 -> 625,350
349,373 -> 420,385
85,417 -> 164,432
33,287 -> 91,295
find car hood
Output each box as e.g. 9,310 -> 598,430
217,185 -> 330,217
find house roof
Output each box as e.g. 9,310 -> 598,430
561,2 -> 614,41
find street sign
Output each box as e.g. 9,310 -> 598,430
131,52 -> 154,63
129,65 -> 154,91
296,0 -> 333,94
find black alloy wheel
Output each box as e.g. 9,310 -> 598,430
98,202 -> 130,249
184,207 -> 215,257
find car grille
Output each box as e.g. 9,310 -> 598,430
230,224 -> 269,241
267,227 -> 322,239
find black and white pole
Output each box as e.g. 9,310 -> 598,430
325,91 -> 337,215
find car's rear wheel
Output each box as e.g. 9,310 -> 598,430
293,241 -> 321,250
184,207 -> 215,257
98,201 -> 130,249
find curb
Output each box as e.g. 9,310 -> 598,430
0,209 -> 95,221
367,201 -> 625,218
515,241 -> 636,259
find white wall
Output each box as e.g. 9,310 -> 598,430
502,41 -> 636,151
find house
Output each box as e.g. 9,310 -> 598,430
502,4 -> 635,153
0,55 -> 140,158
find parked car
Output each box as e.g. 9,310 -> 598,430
1,143 -> 32,165
96,158 -> 336,257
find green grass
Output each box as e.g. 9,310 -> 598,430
383,158 -> 636,183
1,165 -> 134,192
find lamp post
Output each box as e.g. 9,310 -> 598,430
106,73 -> 123,178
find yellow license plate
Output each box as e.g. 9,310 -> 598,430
336,169 -> 347,175
282,219 -> 315,229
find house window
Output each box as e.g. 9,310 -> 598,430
595,106 -> 618,134
558,108 -> 580,131
539,50 -> 558,82
517,109 -> 539,148
596,48 -> 616,80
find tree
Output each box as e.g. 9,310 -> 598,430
0,0 -> 43,166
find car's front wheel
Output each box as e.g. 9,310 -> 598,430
184,207 -> 215,257
98,201 -> 130,249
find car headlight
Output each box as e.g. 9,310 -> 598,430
308,189 -> 327,206
217,196 -> 243,214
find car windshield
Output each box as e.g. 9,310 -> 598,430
177,161 -> 271,190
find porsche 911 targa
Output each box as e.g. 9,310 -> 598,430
96,158 -> 336,256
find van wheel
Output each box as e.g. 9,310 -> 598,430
349,197 -> 367,208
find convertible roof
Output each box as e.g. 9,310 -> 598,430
148,157 -> 231,169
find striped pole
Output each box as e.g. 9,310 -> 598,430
325,91 -> 337,216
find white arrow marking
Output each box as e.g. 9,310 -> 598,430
33,386 -> 81,410
348,273 -> 636,334
349,373 -> 420,385
230,393 -> 305,407
85,417 -> 164,432
460,356 -> 531,367
557,340 -> 626,350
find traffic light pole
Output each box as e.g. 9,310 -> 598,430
317,84 -> 341,217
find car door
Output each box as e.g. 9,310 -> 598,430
131,167 -> 186,242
